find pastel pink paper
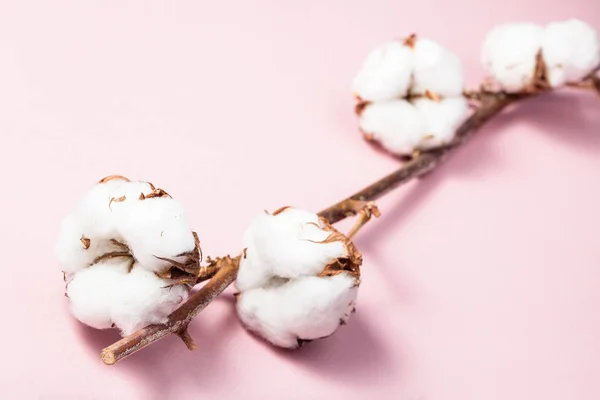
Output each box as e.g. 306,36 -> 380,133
0,1 -> 599,399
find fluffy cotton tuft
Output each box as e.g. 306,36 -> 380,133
236,207 -> 348,292
56,176 -> 199,336
482,22 -> 544,92
237,274 -> 358,348
352,41 -> 414,101
65,258 -> 130,330
111,266 -> 189,336
358,100 -> 424,155
411,38 -> 465,97
235,206 -> 362,348
541,18 -> 600,87
412,97 -> 469,149
55,214 -> 125,274
66,258 -> 188,335
482,18 -> 598,91
117,197 -> 196,273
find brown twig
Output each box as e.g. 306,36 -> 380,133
99,92 -> 513,365
99,91 -> 526,365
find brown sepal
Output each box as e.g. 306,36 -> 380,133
110,239 -> 129,251
109,195 -> 126,209
144,188 -> 171,199
98,175 -> 130,184
93,251 -> 132,265
316,218 -> 363,280
272,206 -> 291,216
80,235 -> 91,249
355,101 -> 370,116
424,90 -> 441,102
403,33 -> 417,48
154,231 -> 203,284
523,51 -> 551,93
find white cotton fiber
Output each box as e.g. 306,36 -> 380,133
358,100 -> 424,155
68,178 -> 128,238
111,265 -> 189,336
412,38 -> 465,97
54,214 -> 128,274
352,41 -> 414,101
65,258 -> 130,330
66,259 -> 188,335
412,97 -> 469,149
116,197 -> 196,274
236,208 -> 347,292
482,22 -> 544,92
541,18 -> 600,87
236,273 -> 358,348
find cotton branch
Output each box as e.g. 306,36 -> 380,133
99,90 -> 518,365
101,69 -> 598,365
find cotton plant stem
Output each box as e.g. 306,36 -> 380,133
99,91 -> 521,365
101,81 -> 595,365
100,92 -> 516,365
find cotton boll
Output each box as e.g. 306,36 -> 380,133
358,100 -> 424,155
235,207 -> 362,348
352,41 -> 414,101
412,38 -> 464,97
236,273 -> 358,348
482,23 -> 544,92
117,197 -> 196,273
111,265 -> 188,336
236,208 -> 348,292
412,97 -> 469,150
65,258 -> 130,330
542,18 -> 600,87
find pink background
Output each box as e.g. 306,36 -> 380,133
1,1 -> 599,399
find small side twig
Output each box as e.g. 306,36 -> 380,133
346,202 -> 381,240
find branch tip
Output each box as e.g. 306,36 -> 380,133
177,329 -> 197,351
101,349 -> 116,365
